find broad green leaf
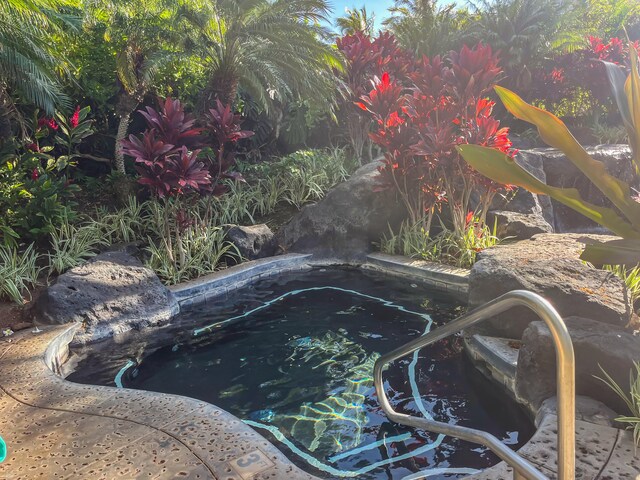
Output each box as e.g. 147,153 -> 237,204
495,85 -> 640,227
580,239 -> 640,267
457,144 -> 640,239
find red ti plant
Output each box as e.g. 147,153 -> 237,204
358,43 -> 514,236
121,98 -> 211,198
529,36 -> 640,117
335,31 -> 413,163
202,99 -> 254,195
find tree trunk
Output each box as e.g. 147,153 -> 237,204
114,111 -> 131,174
199,70 -> 239,112
113,92 -> 139,174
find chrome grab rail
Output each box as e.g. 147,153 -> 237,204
373,290 -> 575,480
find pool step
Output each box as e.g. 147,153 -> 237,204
463,334 -> 520,397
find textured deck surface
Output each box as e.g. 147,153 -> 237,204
0,326 -> 315,480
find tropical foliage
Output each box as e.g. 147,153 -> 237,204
357,42 -> 513,237
2,0 -> 640,305
458,41 -> 640,266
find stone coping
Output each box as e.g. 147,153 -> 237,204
364,252 -> 469,299
169,252 -> 470,309
1,252 -> 636,479
169,253 -> 316,306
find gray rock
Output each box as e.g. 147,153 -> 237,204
491,150 -> 554,225
32,251 -> 179,344
536,396 -> 618,428
487,210 -> 553,240
469,233 -> 631,338
528,145 -> 635,233
277,161 -> 407,258
227,224 -> 278,260
516,317 -> 640,413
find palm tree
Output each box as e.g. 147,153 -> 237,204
84,0 -> 177,173
383,0 -> 467,58
336,6 -> 376,36
467,0 -> 573,83
184,0 -> 341,115
0,0 -> 74,141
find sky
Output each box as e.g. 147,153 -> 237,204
326,1 -> 465,32
327,0 -> 396,31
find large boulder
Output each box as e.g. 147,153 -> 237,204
469,233 -> 631,338
487,210 -> 553,240
491,150 -> 554,226
32,251 -> 179,344
277,161 -> 406,258
516,317 -> 640,413
530,145 -> 634,233
226,224 -> 278,260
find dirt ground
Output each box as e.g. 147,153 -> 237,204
0,285 -> 46,334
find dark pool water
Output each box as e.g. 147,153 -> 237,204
67,267 -> 533,479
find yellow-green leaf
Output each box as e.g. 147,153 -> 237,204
580,239 -> 640,267
457,144 -> 640,239
625,43 -> 640,170
495,85 -> 640,227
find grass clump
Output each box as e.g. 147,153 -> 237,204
0,244 -> 42,304
597,363 -> 640,448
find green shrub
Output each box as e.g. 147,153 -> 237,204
0,244 -> 42,304
602,264 -> 640,309
591,120 -> 629,145
94,196 -> 145,244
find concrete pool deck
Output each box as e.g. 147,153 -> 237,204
1,323 -> 638,479
0,254 -> 638,479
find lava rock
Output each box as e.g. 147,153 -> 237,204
536,396 -> 618,428
517,317 -> 640,413
491,150 -> 554,226
469,233 -> 631,338
277,161 -> 407,258
32,251 -> 179,344
227,224 -> 278,260
487,210 -> 553,240
530,145 -> 634,233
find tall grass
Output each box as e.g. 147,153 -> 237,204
597,363 -> 640,448
602,264 -> 640,308
144,202 -> 239,285
380,217 -> 500,268
47,213 -> 108,275
0,244 -> 42,304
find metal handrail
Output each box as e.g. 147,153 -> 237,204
373,290 -> 575,480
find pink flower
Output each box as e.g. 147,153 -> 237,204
70,106 -> 80,129
25,143 -> 39,152
31,168 -> 39,181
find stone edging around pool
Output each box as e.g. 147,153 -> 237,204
169,251 -> 470,309
2,252 -> 636,479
